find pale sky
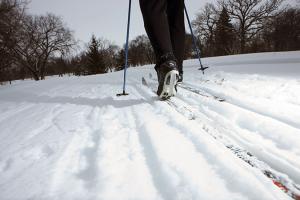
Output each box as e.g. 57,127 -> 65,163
28,0 -> 297,48
28,0 -> 212,47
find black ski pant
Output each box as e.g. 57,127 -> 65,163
139,0 -> 185,73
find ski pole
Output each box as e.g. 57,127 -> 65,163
117,0 -> 131,96
184,4 -> 208,75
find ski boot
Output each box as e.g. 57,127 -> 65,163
155,54 -> 179,100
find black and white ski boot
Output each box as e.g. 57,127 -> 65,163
155,59 -> 179,100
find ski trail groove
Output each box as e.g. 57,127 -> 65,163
49,107 -> 105,199
176,86 -> 300,180
136,121 -> 175,200
176,87 -> 300,177
157,104 -> 291,200
184,82 -> 300,130
137,83 -> 289,199
166,95 -> 300,199
140,78 -> 299,199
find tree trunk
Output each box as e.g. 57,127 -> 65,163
240,30 -> 246,54
32,72 -> 40,81
40,68 -> 45,80
40,55 -> 49,80
23,62 -> 40,81
240,38 -> 245,53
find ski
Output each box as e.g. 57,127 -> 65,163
148,73 -> 225,102
178,83 -> 225,102
142,76 -> 300,200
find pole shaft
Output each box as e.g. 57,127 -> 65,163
123,0 -> 132,93
184,5 -> 205,74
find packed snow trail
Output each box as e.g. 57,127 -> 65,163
0,51 -> 300,200
142,76 -> 300,199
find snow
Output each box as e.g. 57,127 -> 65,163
0,51 -> 300,200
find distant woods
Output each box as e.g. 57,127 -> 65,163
0,0 -> 75,83
72,34 -> 156,77
1,0 -> 299,84
192,0 -> 300,57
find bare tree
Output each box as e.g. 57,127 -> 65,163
97,38 -> 117,72
192,3 -> 219,56
104,44 -> 119,72
265,7 -> 300,51
0,0 -> 27,83
115,48 -> 125,71
14,13 -> 76,80
128,35 -> 155,66
184,34 -> 194,59
220,0 -> 284,53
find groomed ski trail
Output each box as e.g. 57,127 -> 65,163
142,76 -> 300,199
175,79 -> 300,185
147,71 -> 300,191
1,51 -> 300,200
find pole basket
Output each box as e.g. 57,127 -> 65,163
116,91 -> 129,96
199,65 -> 209,74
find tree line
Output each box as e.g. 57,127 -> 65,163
0,0 -> 76,83
0,0 -> 158,83
1,0 -> 299,84
192,0 -> 300,57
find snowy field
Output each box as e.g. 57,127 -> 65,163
0,51 -> 300,200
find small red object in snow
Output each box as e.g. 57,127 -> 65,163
273,180 -> 288,193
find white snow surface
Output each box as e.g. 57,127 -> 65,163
0,51 -> 300,200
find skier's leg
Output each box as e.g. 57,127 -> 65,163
139,0 -> 173,61
139,0 -> 179,99
167,0 -> 185,75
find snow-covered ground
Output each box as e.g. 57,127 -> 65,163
0,51 -> 300,200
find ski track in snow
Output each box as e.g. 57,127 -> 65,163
0,51 -> 299,200
175,86 -> 300,182
184,81 -> 300,130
